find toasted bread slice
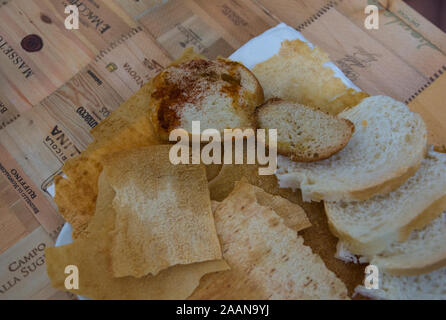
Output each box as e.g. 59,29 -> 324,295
257,99 -> 354,162
276,96 -> 427,202
151,58 -> 264,141
325,150 -> 446,256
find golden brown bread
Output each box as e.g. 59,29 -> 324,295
256,98 -> 355,162
252,40 -> 369,115
150,58 -> 264,141
47,171 -> 229,300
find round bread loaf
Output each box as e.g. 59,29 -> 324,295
150,58 -> 264,141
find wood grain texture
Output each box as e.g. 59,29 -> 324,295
0,0 -> 143,126
409,73 -> 446,148
140,0 -> 276,59
337,0 -> 446,79
0,0 -> 445,300
0,227 -> 73,299
113,0 -> 166,20
0,141 -> 66,238
255,0 -> 444,103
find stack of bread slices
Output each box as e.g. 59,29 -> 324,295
271,95 -> 446,299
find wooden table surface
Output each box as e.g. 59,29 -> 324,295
0,0 -> 445,300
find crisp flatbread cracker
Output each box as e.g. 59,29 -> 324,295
190,181 -> 348,299
253,40 -> 369,115
208,163 -> 366,297
251,183 -> 311,232
55,116 -> 160,238
54,49 -> 205,238
210,183 -> 311,233
104,145 -> 222,278
46,172 -> 229,300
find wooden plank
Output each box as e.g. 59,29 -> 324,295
113,0 -> 166,20
0,96 -> 21,131
44,0 -> 140,52
303,7 -> 427,100
140,0 -> 230,59
39,68 -> 124,149
0,227 -> 73,300
186,0 -> 277,48
140,0 -> 276,59
91,28 -> 171,99
0,0 -> 143,125
0,0 -> 92,113
0,27 -> 171,204
409,73 -> 446,148
0,107 -> 83,198
0,207 -> 27,254
255,0 -> 332,28
0,142 -> 65,240
376,0 -> 446,53
336,0 -> 446,78
255,0 -> 429,102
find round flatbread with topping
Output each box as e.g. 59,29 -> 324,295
150,58 -> 264,141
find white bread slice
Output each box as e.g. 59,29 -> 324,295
276,96 -> 427,202
355,266 -> 446,300
370,210 -> 446,276
150,58 -> 264,141
325,150 -> 446,256
256,98 -> 355,162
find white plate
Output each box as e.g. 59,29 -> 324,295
55,223 -> 73,247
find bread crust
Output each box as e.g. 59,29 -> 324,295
257,98 -> 355,162
369,195 -> 446,276
400,193 -> 446,241
325,177 -> 446,258
381,254 -> 446,277
218,57 -> 265,107
284,119 -> 354,162
349,161 -> 422,201
151,58 -> 264,141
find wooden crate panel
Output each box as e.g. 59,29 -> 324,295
337,0 -> 446,79
0,227 -> 73,300
140,0 -> 276,59
0,142 -> 65,240
0,0 -> 143,123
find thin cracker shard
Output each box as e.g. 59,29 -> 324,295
252,39 -> 368,115
54,49 -> 205,238
190,181 -> 348,300
46,172 -> 229,300
104,145 -> 223,278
